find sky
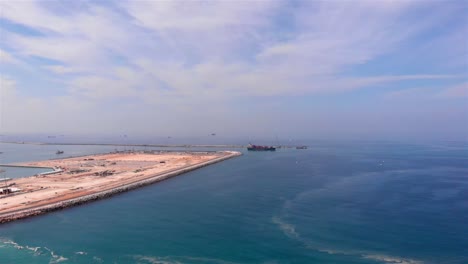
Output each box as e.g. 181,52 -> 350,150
0,0 -> 467,141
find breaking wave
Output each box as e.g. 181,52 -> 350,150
1,238 -> 43,256
44,247 -> 69,263
0,238 -> 106,263
0,238 -> 70,263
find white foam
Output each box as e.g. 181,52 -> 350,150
182,256 -> 240,264
50,256 -> 69,263
362,254 -> 423,264
271,216 -> 300,239
25,246 -> 41,255
313,247 -> 425,264
0,238 -> 68,262
315,248 -> 350,255
43,246 -> 69,264
92,256 -> 104,263
75,251 -> 87,255
306,242 -> 427,264
2,240 -> 24,249
135,255 -> 239,264
136,255 -> 182,264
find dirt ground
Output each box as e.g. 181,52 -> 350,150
0,151 -> 231,216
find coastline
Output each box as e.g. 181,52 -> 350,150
0,151 -> 241,224
0,140 -> 301,149
0,140 -> 246,148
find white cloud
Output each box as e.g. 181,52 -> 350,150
69,75 -> 139,99
0,75 -> 16,95
1,0 -> 463,99
0,0 -> 466,138
436,82 -> 468,98
0,49 -> 19,64
43,65 -> 78,74
0,1 -> 74,33
123,0 -> 277,31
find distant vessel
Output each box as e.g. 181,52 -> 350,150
247,144 -> 276,151
56,150 -> 64,155
296,146 -> 308,149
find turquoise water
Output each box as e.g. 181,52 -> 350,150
0,141 -> 467,263
0,166 -> 52,179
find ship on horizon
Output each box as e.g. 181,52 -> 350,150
247,144 -> 276,151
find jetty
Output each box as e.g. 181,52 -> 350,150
0,150 -> 241,224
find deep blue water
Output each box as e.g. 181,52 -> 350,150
0,141 -> 467,264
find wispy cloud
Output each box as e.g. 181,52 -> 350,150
0,48 -> 19,64
0,0 -> 466,139
436,82 -> 468,98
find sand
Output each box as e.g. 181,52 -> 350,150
0,150 -> 241,223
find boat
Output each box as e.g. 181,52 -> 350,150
247,144 -> 276,151
296,146 -> 308,149
56,150 -> 64,155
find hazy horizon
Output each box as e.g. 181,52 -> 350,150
0,1 -> 467,141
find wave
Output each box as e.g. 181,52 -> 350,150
93,256 -> 104,263
181,256 -> 241,264
281,166 -> 468,214
0,238 -> 69,263
362,254 -> 423,264
136,255 -> 182,264
316,248 -> 424,264
271,216 -> 426,264
43,246 -> 69,263
271,216 -> 299,239
315,248 -> 352,255
316,246 -> 425,264
1,238 -> 41,255
2,240 -> 25,250
50,256 -> 69,264
26,246 -> 41,253
134,254 -> 241,264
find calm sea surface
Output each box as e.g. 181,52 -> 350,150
0,141 -> 467,264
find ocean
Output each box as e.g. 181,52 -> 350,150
0,141 -> 467,264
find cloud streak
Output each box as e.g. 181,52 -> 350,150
0,0 -> 466,139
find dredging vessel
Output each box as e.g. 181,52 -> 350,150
247,144 -> 276,151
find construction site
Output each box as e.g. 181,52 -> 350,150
0,150 -> 241,223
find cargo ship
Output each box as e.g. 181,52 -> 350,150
247,144 -> 276,151
296,146 -> 308,149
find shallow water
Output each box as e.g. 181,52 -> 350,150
0,141 -> 467,263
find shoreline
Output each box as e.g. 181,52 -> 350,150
0,140 -> 301,149
0,164 -> 55,170
0,151 -> 241,224
0,140 -> 246,148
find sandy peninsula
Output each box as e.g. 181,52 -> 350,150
0,150 -> 241,223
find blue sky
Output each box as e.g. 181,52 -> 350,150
0,0 -> 466,141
